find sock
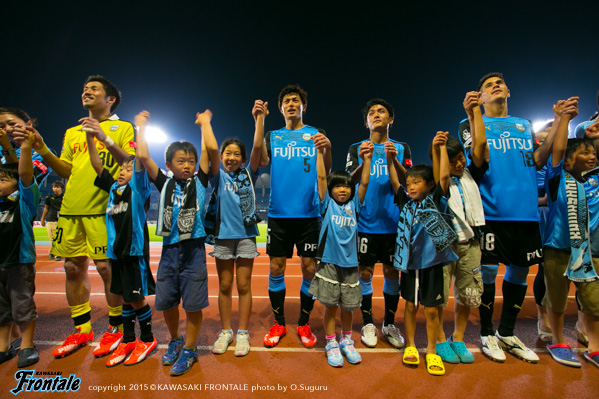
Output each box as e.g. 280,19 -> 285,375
498,280 -> 528,337
383,277 -> 400,326
108,305 -> 123,331
183,345 -> 196,352
237,329 -> 248,336
342,330 -> 352,339
135,304 -> 153,342
70,302 -> 92,334
268,273 -> 286,326
479,283 -> 496,336
326,334 -> 336,343
359,277 -> 374,325
122,304 -> 136,343
298,290 -> 315,326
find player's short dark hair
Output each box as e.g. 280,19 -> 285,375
362,98 -> 394,125
0,162 -> 18,181
84,75 -> 122,113
220,138 -> 247,163
565,138 -> 594,162
406,164 -> 434,184
327,170 -> 355,203
165,141 -> 198,164
477,72 -> 505,92
122,155 -> 135,166
427,136 -> 464,161
278,84 -> 308,109
52,181 -> 65,189
0,107 -> 37,127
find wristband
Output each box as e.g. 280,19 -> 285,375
36,145 -> 50,157
102,136 -> 115,148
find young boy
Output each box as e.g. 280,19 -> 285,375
136,109 -> 219,376
434,93 -> 487,364
542,98 -> 599,368
262,84 -> 331,348
0,130 -> 40,368
346,98 -> 412,348
388,131 -> 458,376
41,181 -> 64,261
85,110 -> 157,367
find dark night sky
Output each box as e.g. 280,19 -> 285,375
2,2 -> 597,171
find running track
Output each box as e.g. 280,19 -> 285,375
1,244 -> 598,398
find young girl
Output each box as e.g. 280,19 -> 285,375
207,100 -> 268,357
308,141 -> 372,367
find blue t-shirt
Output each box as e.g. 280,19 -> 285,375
584,170 -> 599,255
346,139 -> 411,234
316,192 -> 362,268
265,125 -> 321,218
209,167 -> 259,239
153,168 -> 208,246
95,162 -> 150,259
0,180 -> 40,267
393,185 -> 458,270
458,116 -> 538,221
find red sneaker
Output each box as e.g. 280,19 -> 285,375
297,323 -> 317,348
106,340 -> 137,367
93,326 -> 123,357
53,328 -> 94,358
124,338 -> 157,366
263,322 -> 287,348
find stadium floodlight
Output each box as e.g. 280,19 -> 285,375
533,118 -> 554,133
145,125 -> 168,143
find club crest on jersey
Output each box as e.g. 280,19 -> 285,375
344,207 -> 353,217
588,177 -> 598,187
516,124 -> 525,132
110,125 -> 119,131
302,133 -> 311,141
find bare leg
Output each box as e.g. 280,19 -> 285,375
582,313 -> 599,353
425,306 -> 441,355
184,310 -> 203,347
404,301 -> 418,351
323,306 -> 338,337
64,256 -> 90,306
18,320 -> 36,349
453,303 -> 471,342
437,307 -> 446,342
236,258 -> 254,331
215,259 -> 235,330
340,308 -> 353,333
163,307 -> 180,340
94,259 -> 121,308
547,308 -> 566,344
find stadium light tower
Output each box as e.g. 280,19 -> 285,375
145,125 -> 168,143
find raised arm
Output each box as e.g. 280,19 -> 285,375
85,131 -> 104,177
385,141 -> 406,188
348,141 -> 374,185
357,144 -> 373,203
535,96 -> 579,169
463,91 -> 488,167
386,145 -> 401,194
249,100 -> 269,173
196,110 -> 220,177
316,147 -> 327,201
313,132 -> 332,174
11,125 -> 72,178
436,132 -> 450,194
79,117 -> 130,165
135,111 -> 160,180
18,131 -> 35,187
551,98 -> 579,166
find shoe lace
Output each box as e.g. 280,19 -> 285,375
363,324 -> 376,336
63,332 -> 83,345
385,324 -> 400,339
100,330 -> 120,345
486,336 -> 500,350
270,324 -> 285,335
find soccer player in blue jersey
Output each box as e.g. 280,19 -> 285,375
309,133 -> 372,367
262,84 -> 332,348
346,99 -> 412,348
457,72 -> 563,363
85,111 -> 157,367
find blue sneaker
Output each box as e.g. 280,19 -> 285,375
162,336 -> 184,366
448,336 -> 474,364
325,340 -> 344,368
339,337 -> 362,365
169,348 -> 198,376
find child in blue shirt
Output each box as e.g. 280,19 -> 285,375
389,131 -> 458,376
308,139 -> 372,367
0,129 -> 40,368
207,100 -> 268,357
136,109 -> 220,376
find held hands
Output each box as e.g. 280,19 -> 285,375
135,110 -> 151,129
79,117 -> 105,141
360,141 -> 375,160
463,91 -> 482,117
312,133 -> 331,151
252,100 -> 269,120
19,129 -> 37,150
553,96 -> 579,120
383,141 -> 396,159
432,131 -> 449,151
195,109 -> 213,126
0,128 -> 10,147
10,125 -> 44,150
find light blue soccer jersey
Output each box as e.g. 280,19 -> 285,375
317,192 -> 362,268
459,116 -> 538,221
210,167 -> 259,239
265,126 -> 320,218
345,140 -> 411,234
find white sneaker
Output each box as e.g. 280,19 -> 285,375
212,330 -> 233,355
495,332 -> 539,364
234,332 -> 250,357
361,323 -> 378,347
480,335 -> 506,362
381,323 -> 404,349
